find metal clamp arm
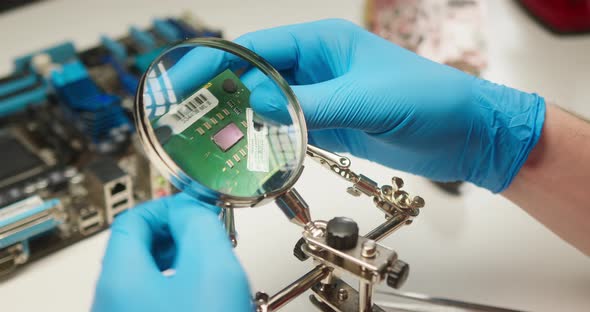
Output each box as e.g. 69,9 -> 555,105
307,145 -> 425,218
307,145 -> 357,182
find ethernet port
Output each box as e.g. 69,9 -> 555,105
110,182 -> 126,196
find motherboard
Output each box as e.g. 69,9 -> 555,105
0,14 -> 221,278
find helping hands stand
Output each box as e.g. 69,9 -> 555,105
222,145 -> 523,312
252,145 -> 424,312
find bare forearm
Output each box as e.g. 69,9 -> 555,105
503,104 -> 590,255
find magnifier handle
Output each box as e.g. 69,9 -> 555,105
221,207 -> 237,247
275,188 -> 312,228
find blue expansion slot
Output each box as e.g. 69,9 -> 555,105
0,85 -> 47,118
50,60 -> 131,142
134,47 -> 167,73
103,56 -> 138,94
129,26 -> 157,51
14,42 -> 76,73
165,18 -> 222,39
0,72 -> 37,98
153,18 -> 182,42
0,42 -> 78,118
166,18 -> 199,38
100,35 -> 127,62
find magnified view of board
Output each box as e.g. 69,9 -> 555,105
134,38 -> 308,209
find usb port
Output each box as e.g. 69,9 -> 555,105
80,209 -> 99,221
78,207 -> 104,236
80,219 -> 103,236
112,199 -> 128,209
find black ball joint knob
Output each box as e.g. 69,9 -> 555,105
326,217 -> 359,250
293,237 -> 309,261
387,260 -> 410,289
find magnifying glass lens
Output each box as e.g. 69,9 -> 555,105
136,40 -> 306,203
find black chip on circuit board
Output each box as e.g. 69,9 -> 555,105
0,133 -> 46,188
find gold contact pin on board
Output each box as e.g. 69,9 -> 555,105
196,127 -> 205,135
226,160 -> 234,168
210,117 -> 218,125
223,108 -> 230,116
239,149 -> 246,157
216,113 -> 224,120
233,154 -> 240,162
204,122 -> 211,130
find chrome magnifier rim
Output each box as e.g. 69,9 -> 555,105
134,37 -> 308,208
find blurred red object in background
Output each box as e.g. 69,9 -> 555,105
519,0 -> 590,34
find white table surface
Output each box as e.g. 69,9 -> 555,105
1,1 -> 589,311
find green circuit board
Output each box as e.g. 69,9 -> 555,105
152,69 -> 291,197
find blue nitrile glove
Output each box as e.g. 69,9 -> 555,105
235,19 -> 545,193
92,194 -> 252,312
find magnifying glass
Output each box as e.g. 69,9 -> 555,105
134,38 -> 312,236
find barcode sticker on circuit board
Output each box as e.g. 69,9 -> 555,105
246,108 -> 269,172
157,88 -> 219,134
